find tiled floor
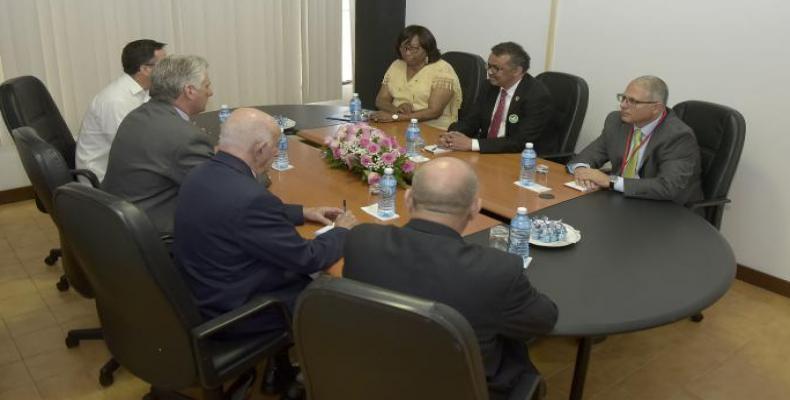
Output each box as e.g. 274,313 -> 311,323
1,199 -> 789,399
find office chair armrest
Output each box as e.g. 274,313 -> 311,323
687,197 -> 731,210
71,169 -> 100,188
540,151 -> 575,164
192,296 -> 292,342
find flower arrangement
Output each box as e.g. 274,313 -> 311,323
323,123 -> 416,187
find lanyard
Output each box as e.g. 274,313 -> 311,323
618,111 -> 668,174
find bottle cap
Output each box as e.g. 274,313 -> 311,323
410,118 -> 418,123
352,93 -> 359,97
384,167 -> 394,174
517,206 -> 527,215
221,104 -> 228,109
526,142 -> 534,149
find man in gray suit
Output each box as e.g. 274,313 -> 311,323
568,75 -> 703,205
103,55 -> 214,234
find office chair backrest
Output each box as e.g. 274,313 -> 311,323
0,75 -> 76,168
673,100 -> 746,228
441,51 -> 487,119
535,71 -> 589,155
294,277 -> 490,400
12,126 -> 95,297
54,183 -> 203,390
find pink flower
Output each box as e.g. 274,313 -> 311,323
359,136 -> 371,148
332,147 -> 341,159
367,171 -> 381,186
360,154 -> 373,168
381,151 -> 398,166
367,142 -> 381,154
398,146 -> 407,155
402,160 -> 416,173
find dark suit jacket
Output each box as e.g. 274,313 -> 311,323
173,152 -> 348,337
448,74 -> 555,154
102,99 -> 214,234
570,110 -> 703,205
343,219 -> 558,396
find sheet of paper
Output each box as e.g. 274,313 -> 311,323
360,204 -> 400,221
564,180 -> 589,192
423,144 -> 452,154
513,181 -> 552,193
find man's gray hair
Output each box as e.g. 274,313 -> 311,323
633,75 -> 669,104
150,55 -> 208,102
410,161 -> 478,215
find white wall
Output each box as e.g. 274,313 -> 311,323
406,0 -> 552,74
409,0 -> 790,282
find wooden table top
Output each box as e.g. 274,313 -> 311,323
297,121 -> 592,220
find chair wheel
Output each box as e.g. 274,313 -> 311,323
690,313 -> 704,322
44,254 -> 58,265
99,371 -> 114,387
65,335 -> 79,348
56,277 -> 70,292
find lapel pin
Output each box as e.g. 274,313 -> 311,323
508,114 -> 519,124
514,96 -> 520,102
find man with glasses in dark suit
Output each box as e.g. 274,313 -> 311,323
568,75 -> 703,205
440,42 -> 555,154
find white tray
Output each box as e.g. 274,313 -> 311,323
529,223 -> 581,247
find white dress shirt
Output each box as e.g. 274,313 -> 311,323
76,74 -> 148,182
471,78 -> 522,152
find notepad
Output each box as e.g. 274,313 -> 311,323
361,204 -> 400,221
564,181 -> 590,192
513,181 -> 552,193
423,144 -> 452,154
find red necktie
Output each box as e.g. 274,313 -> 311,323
487,89 -> 508,138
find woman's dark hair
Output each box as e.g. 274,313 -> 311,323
395,25 -> 441,63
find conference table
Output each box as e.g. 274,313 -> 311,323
196,105 -> 736,400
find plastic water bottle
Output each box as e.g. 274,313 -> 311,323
349,93 -> 362,122
520,142 -> 537,186
405,118 -> 421,157
218,104 -> 231,124
508,207 -> 531,264
275,130 -> 289,169
378,167 -> 396,218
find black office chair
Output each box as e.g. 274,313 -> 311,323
53,183 -> 292,400
11,126 -> 120,386
441,51 -> 487,119
674,100 -> 746,230
0,75 -> 93,266
535,71 -> 589,161
294,276 -> 540,400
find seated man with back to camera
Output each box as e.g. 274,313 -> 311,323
102,55 -> 215,235
368,25 -> 462,130
439,42 -> 555,154
174,108 -> 358,395
75,39 -> 166,182
568,75 -> 703,204
343,157 -> 558,400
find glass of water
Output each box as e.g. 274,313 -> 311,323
489,225 -> 510,251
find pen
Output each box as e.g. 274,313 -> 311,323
343,199 -> 347,213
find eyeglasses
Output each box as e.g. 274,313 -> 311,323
617,93 -> 658,106
399,44 -> 423,54
486,63 -> 509,73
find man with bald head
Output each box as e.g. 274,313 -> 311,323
568,75 -> 703,204
343,158 -> 558,400
174,108 -> 357,339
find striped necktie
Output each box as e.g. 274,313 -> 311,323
622,128 -> 643,178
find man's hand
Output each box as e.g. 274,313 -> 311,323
573,167 -> 609,190
334,211 -> 358,229
303,207 -> 344,225
439,131 -> 473,151
396,103 -> 414,114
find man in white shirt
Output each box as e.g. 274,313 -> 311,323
440,42 -> 555,154
75,39 -> 166,181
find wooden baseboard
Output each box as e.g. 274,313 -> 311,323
0,186 -> 34,205
737,264 -> 790,299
